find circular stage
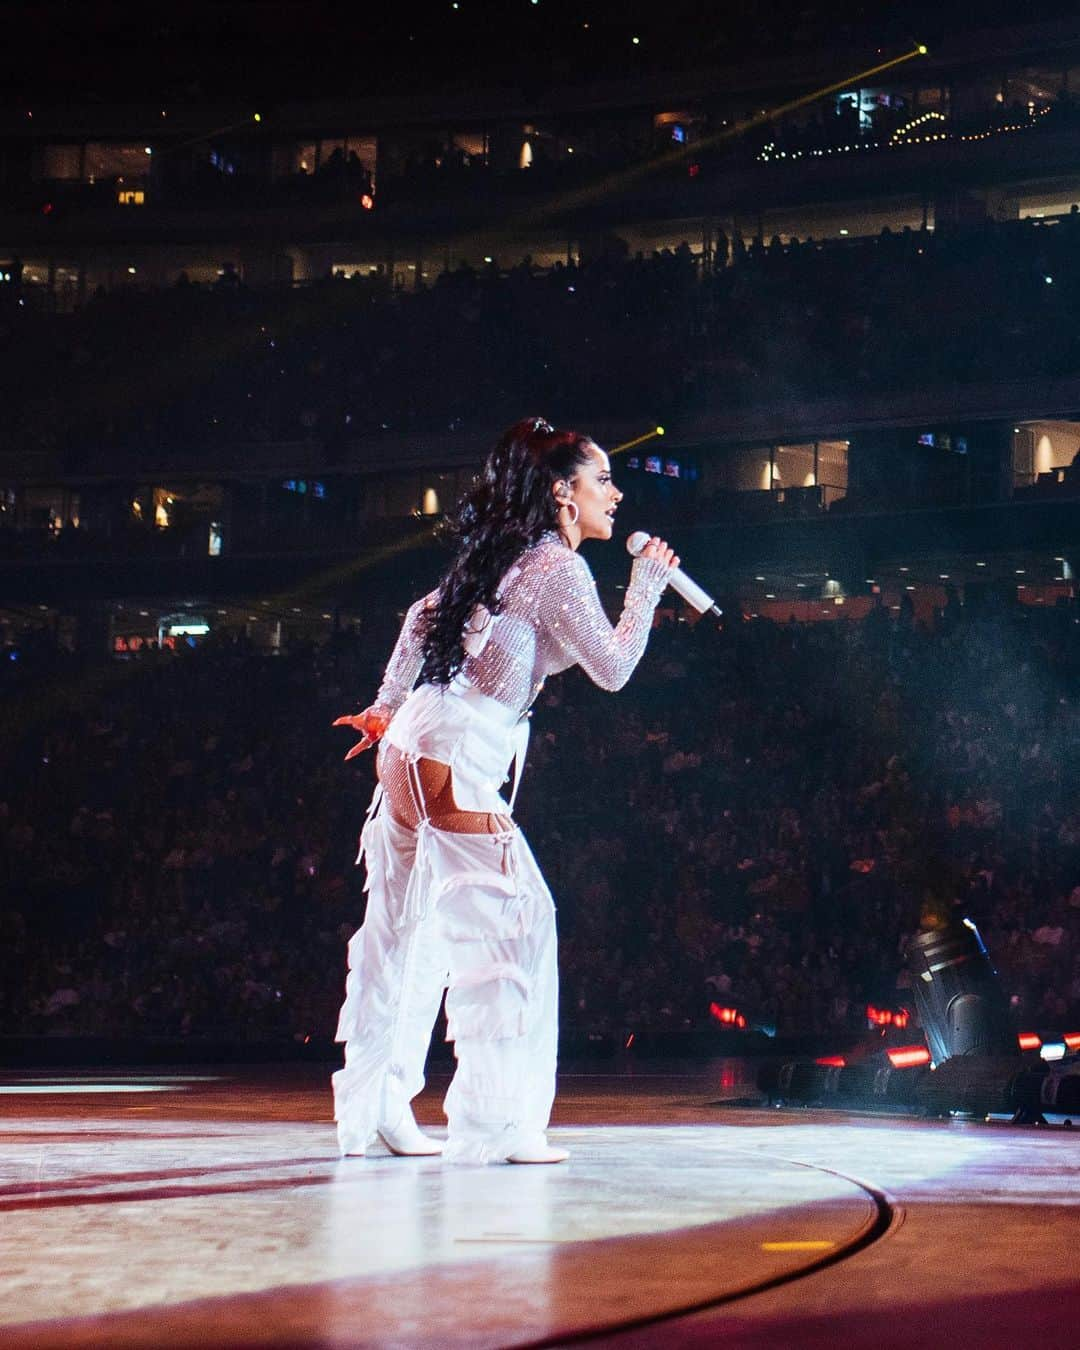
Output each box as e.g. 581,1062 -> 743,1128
0,1064 -> 1076,1348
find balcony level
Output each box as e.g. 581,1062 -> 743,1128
2,15 -> 1080,265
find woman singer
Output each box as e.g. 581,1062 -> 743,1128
333,416 -> 677,1163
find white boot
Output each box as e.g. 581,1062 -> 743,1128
507,1136 -> 569,1165
338,1123 -> 369,1158
378,1100 -> 444,1156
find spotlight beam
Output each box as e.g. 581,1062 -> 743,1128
517,45 -> 930,227
66,49 -> 931,472
154,114 -> 265,159
609,426 -> 665,456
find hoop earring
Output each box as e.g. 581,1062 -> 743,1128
563,501 -> 580,526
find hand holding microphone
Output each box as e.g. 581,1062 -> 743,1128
637,536 -> 680,570
627,530 -> 723,618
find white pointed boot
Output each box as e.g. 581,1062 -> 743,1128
507,1136 -> 569,1164
378,1077 -> 443,1156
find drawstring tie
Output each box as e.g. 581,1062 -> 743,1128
496,828 -> 517,880
396,821 -> 436,930
355,782 -> 385,869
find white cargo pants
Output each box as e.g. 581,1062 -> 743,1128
332,785 -> 558,1163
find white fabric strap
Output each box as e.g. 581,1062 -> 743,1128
354,782 -> 385,866
506,716 -> 531,815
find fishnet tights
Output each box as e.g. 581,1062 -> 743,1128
379,745 -> 511,834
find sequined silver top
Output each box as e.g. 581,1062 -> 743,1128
374,533 -> 671,717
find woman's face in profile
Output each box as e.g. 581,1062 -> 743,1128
569,444 -> 623,543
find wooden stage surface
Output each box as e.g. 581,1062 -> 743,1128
0,1062 -> 1077,1348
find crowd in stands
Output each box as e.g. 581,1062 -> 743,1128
5,204 -> 1080,486
3,586 -> 1078,1049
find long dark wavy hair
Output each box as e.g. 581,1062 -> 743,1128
420,416 -> 597,685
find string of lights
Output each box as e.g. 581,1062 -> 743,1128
759,102 -> 1054,162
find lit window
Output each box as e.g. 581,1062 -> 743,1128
85,143 -> 152,182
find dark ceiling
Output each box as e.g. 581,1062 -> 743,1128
10,1 -> 1079,105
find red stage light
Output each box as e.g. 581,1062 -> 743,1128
360,193 -> 374,210
709,1002 -> 742,1025
815,1055 -> 846,1067
887,1045 -> 932,1068
1017,1032 -> 1042,1051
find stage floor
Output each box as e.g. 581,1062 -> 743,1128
0,1062 -> 1077,1348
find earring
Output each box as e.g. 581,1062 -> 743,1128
563,500 -> 580,526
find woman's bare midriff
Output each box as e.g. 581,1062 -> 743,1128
379,744 -> 512,834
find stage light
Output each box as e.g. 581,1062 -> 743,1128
254,112 -> 262,122
655,425 -> 664,435
1018,1032 -> 1042,1051
887,1046 -> 932,1069
917,44 -> 928,54
764,1049 -> 1080,1120
907,918 -> 1014,1063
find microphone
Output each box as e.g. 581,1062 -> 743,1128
626,531 -> 722,617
